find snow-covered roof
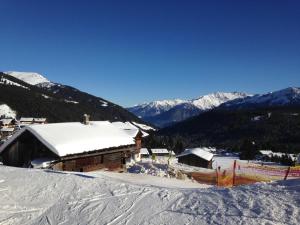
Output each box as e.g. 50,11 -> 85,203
140,148 -> 149,155
151,149 -> 169,154
177,148 -> 214,161
201,147 -> 217,153
260,150 -> 273,155
34,118 -> 47,122
0,119 -> 14,125
111,121 -> 148,137
0,127 -> 14,132
0,121 -> 137,157
20,117 -> 34,122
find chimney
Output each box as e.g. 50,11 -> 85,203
83,114 -> 90,125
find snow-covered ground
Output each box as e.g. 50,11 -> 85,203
0,166 -> 299,225
0,104 -> 16,118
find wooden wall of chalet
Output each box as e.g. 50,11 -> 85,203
0,131 -> 59,167
178,155 -> 212,169
58,151 -> 130,172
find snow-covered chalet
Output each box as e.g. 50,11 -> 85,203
0,118 -> 144,172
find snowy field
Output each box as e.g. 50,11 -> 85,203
0,166 -> 299,225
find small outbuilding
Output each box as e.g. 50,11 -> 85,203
139,148 -> 150,158
0,127 -> 15,138
0,118 -> 16,128
177,148 -> 214,169
150,149 -> 170,157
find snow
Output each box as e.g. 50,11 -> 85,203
0,166 -> 299,225
33,118 -> 47,123
20,117 -> 34,122
64,99 -> 79,104
140,148 -> 149,155
129,92 -> 249,118
177,148 -> 214,161
0,127 -> 14,132
0,121 -> 136,157
151,149 -> 170,154
0,104 -> 16,118
131,121 -> 155,131
111,121 -> 148,137
0,118 -> 14,125
260,150 -> 273,155
191,92 -> 249,111
0,77 -> 29,89
41,94 -> 50,99
4,71 -> 50,85
99,100 -> 108,107
226,87 -> 300,107
129,99 -> 187,117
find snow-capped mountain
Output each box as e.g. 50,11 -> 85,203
4,71 -> 51,85
0,71 -> 149,125
129,99 -> 187,118
128,92 -> 249,127
223,87 -> 300,109
191,92 -> 249,110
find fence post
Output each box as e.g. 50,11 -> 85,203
232,160 -> 237,186
216,168 -> 219,186
284,167 -> 291,180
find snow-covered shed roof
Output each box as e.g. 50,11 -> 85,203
0,121 -> 137,157
177,148 -> 214,161
33,118 -> 47,123
151,149 -> 169,154
260,150 -> 273,156
20,117 -> 34,122
0,127 -> 14,132
0,119 -> 14,125
140,148 -> 149,155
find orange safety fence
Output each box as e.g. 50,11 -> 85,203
190,171 -> 217,185
172,162 -> 300,187
196,163 -> 299,187
230,161 -> 300,186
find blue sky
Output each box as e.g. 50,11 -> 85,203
0,0 -> 300,107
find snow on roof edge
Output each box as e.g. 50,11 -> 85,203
177,148 -> 214,161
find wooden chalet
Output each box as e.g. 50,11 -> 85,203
0,127 -> 15,139
19,117 -> 47,125
177,148 -> 214,169
139,148 -> 150,159
0,118 -> 16,128
150,149 -> 170,157
0,120 -> 144,172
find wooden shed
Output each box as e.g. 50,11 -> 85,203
0,121 -> 143,172
177,148 -> 214,169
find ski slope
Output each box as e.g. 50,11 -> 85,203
0,166 -> 299,225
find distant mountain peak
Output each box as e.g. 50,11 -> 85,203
4,71 -> 50,85
128,91 -> 249,127
223,87 -> 300,109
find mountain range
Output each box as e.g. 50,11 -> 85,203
0,71 -> 152,130
155,87 -> 300,153
128,92 -> 249,127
